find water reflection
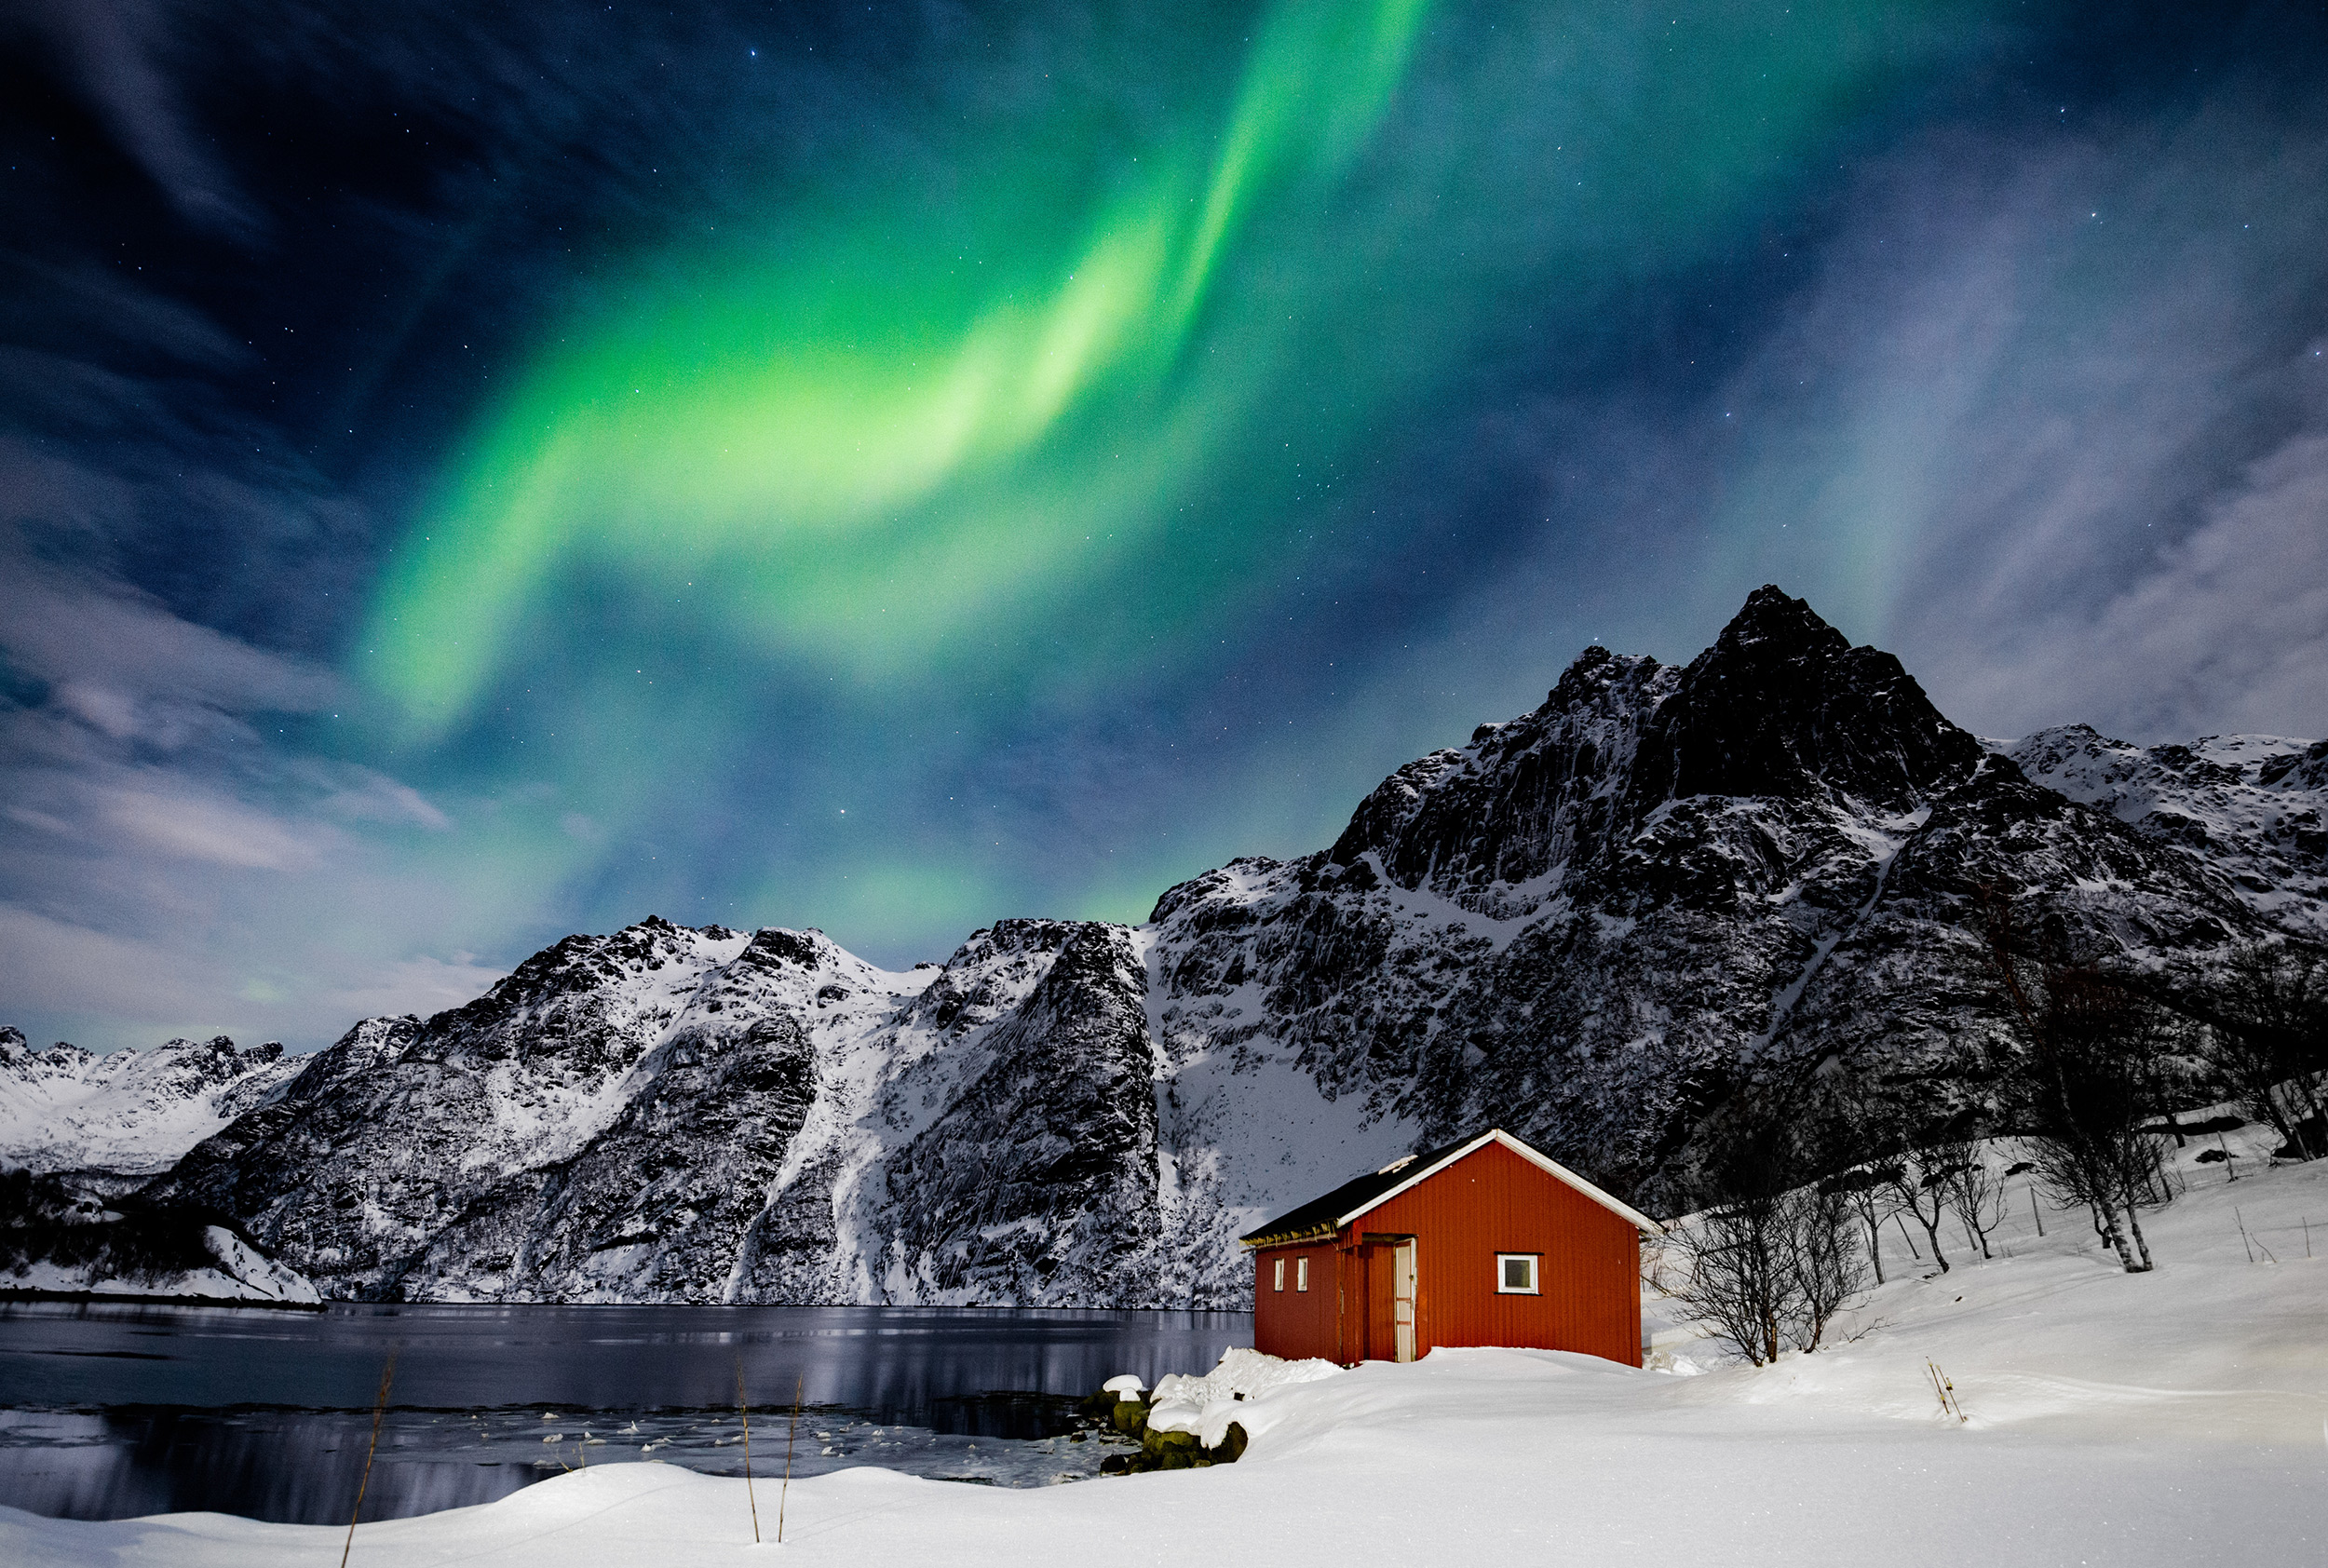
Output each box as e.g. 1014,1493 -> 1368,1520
0,1302 -> 1250,1523
0,1407 -> 539,1524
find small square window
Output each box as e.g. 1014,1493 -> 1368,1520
1296,1256 -> 1309,1291
1496,1253 -> 1539,1294
1273,1258 -> 1284,1292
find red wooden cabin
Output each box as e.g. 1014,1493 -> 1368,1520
1240,1129 -> 1661,1368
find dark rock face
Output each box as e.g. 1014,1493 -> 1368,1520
878,924 -> 1161,1304
1628,585 -> 1984,814
113,587 -> 2328,1306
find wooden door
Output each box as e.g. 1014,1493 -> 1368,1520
1393,1239 -> 1416,1362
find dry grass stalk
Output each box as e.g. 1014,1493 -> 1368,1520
339,1348 -> 398,1568
778,1373 -> 803,1544
737,1359 -> 759,1544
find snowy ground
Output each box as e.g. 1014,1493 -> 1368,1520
6,1138 -> 2321,1566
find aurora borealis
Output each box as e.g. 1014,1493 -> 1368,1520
6,1 -> 2328,1052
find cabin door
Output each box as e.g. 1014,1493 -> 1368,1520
1392,1239 -> 1416,1363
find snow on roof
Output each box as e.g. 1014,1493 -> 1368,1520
1238,1128 -> 1662,1247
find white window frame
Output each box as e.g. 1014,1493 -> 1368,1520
1496,1252 -> 1540,1294
1296,1255 -> 1310,1291
1273,1257 -> 1285,1292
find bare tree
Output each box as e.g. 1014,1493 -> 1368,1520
1785,1181 -> 1868,1352
2198,943 -> 2328,1158
1978,888 -> 2173,1274
1666,1091 -> 1869,1364
1828,1163 -> 1900,1285
1814,1076 -> 1904,1284
1929,1137 -> 2007,1260
1671,1186 -> 1797,1366
1875,1143 -> 1956,1274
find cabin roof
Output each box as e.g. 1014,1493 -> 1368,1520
1237,1128 -> 1663,1248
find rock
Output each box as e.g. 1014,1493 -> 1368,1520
1208,1421 -> 1249,1463
92,586 -> 2328,1304
1142,1426 -> 1198,1458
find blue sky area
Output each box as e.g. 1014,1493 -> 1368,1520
4,1 -> 2325,1051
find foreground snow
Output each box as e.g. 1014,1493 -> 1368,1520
6,1155 -> 2322,1566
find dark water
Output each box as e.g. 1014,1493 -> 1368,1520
0,1301 -> 1250,1523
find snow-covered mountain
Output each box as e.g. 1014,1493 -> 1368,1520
2004,726 -> 2328,939
108,588 -> 2328,1306
0,1030 -> 304,1176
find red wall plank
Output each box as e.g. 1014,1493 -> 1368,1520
1252,1241 -> 1342,1361
1358,1141 -> 1641,1366
1250,1140 -> 1643,1368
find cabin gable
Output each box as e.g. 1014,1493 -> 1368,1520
1246,1129 -> 1647,1368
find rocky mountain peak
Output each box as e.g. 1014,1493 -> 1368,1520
1322,642 -> 1672,902
67,585 -> 2328,1311
1314,584 -> 1974,906
1544,641 -> 1656,710
0,1031 -> 305,1176
1712,582 -> 1854,656
1627,585 -> 1983,815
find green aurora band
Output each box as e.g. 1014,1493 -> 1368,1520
369,0 -> 1435,729
357,0 -> 2008,943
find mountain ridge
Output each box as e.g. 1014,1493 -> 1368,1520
12,588 -> 2324,1307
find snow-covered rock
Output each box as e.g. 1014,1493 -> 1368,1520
1148,1346 -> 1342,1408
1144,1346 -> 1343,1445
0,1030 -> 303,1175
78,586 -> 2328,1308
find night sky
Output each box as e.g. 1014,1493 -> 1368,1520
5,1 -> 2326,1054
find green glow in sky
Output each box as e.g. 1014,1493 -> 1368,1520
369,0 -> 1432,732
359,0 -> 2002,954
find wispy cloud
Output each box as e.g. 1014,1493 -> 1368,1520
0,513 -> 492,1050
11,0 -> 264,237
1455,88 -> 2328,745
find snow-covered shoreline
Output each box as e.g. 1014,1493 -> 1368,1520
7,1143 -> 2321,1566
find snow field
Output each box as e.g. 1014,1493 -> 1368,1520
7,1143 -> 2321,1566
4,1350 -> 2310,1566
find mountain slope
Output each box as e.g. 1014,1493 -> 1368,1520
117,588 -> 2328,1305
0,1030 -> 303,1176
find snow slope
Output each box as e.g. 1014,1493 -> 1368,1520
5,1224 -> 320,1305
38,587 -> 2328,1308
0,1030 -> 302,1175
7,1150 -> 2319,1566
